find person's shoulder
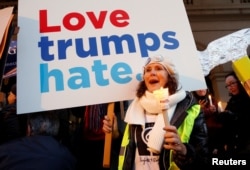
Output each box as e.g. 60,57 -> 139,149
0,136 -> 76,170
0,135 -> 71,155
1,103 -> 16,113
0,104 -> 17,121
175,91 -> 198,113
184,91 -> 198,105
0,137 -> 23,151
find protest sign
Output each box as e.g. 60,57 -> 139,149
3,40 -> 17,79
0,6 -> 14,58
0,7 -> 14,88
17,0 -> 206,114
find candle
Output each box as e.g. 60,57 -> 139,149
153,87 -> 169,100
153,87 -> 169,126
208,95 -> 212,106
218,101 -> 224,112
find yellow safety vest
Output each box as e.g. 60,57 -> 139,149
118,104 -> 200,170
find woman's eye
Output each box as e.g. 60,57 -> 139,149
155,66 -> 164,71
144,65 -> 164,73
144,67 -> 151,72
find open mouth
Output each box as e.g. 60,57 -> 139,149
149,79 -> 159,84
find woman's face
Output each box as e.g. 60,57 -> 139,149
143,63 -> 168,92
195,89 -> 207,97
225,75 -> 239,95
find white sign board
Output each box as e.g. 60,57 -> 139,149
17,0 -> 206,114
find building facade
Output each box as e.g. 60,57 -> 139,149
185,0 -> 250,104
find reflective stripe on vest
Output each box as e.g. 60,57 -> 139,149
118,124 -> 129,170
118,104 -> 201,170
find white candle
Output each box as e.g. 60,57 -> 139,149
218,101 -> 224,112
153,87 -> 169,126
208,95 -> 212,105
153,87 -> 168,100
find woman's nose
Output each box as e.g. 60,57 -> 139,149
150,69 -> 157,75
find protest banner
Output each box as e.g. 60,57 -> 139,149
0,7 -> 14,58
0,7 -> 14,88
2,40 -> 17,79
17,0 -> 206,114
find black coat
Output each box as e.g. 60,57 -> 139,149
219,91 -> 250,159
0,103 -> 21,144
0,135 -> 76,170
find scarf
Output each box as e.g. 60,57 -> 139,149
124,89 -> 186,153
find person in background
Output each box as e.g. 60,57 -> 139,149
0,110 -> 76,170
192,89 -> 223,157
246,44 -> 250,57
103,55 -> 209,170
218,71 -> 250,161
0,91 -> 6,111
70,102 -> 127,170
0,84 -> 26,144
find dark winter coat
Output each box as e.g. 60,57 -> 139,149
123,92 -> 209,170
219,91 -> 250,160
0,135 -> 76,170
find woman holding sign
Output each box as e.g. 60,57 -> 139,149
103,55 -> 209,170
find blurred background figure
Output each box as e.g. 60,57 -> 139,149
0,84 -> 26,144
218,71 -> 250,161
193,89 -> 224,157
0,110 -> 76,170
70,101 -> 127,170
0,92 -> 6,111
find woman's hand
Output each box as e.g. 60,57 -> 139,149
208,104 -> 217,113
102,113 -> 119,138
198,99 -> 207,109
163,125 -> 187,155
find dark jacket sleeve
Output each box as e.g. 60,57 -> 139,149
174,111 -> 209,170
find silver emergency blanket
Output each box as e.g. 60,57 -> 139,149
198,28 -> 250,76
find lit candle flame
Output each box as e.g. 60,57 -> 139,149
208,95 -> 212,106
218,101 -> 224,112
153,87 -> 169,100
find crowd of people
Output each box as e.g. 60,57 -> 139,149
0,54 -> 250,170
192,71 -> 250,163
